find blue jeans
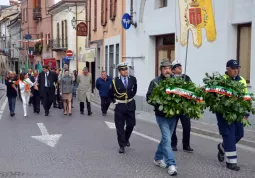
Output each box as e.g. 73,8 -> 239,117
8,96 -> 16,113
155,116 -> 177,166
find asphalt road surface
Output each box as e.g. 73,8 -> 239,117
0,97 -> 255,178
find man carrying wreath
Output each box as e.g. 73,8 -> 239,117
216,59 -> 248,171
170,60 -> 193,153
146,59 -> 178,176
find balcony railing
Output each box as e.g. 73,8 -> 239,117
50,39 -> 68,51
33,8 -> 42,20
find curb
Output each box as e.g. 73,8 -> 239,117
92,99 -> 255,148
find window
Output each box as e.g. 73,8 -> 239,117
155,0 -> 167,9
46,33 -> 50,45
237,24 -> 251,83
57,23 -> 60,47
105,46 -> 108,73
110,0 -> 117,20
101,0 -> 107,26
109,45 -> 114,77
115,44 -> 119,77
94,0 -> 97,31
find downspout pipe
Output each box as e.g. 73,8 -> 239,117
130,0 -> 137,28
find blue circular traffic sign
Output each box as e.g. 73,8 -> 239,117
122,13 -> 131,30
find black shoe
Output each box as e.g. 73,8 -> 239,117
218,147 -> 225,162
102,113 -> 106,116
126,141 -> 130,147
81,111 -> 84,115
88,112 -> 92,116
45,112 -> 49,116
183,146 -> 193,152
172,146 -> 178,151
226,163 -> 240,171
10,112 -> 14,116
119,147 -> 125,154
36,111 -> 40,114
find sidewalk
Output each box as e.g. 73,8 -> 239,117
92,94 -> 255,148
0,83 -> 6,100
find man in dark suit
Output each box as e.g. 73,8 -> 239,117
108,63 -> 137,154
38,65 -> 58,116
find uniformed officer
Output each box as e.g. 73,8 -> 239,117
108,62 -> 137,153
170,60 -> 193,153
217,59 -> 248,171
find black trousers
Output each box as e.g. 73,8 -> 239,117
80,97 -> 91,113
171,115 -> 191,148
43,87 -> 53,113
100,96 -> 111,114
32,90 -> 40,112
115,104 -> 136,147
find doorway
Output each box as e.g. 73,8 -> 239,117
155,34 -> 175,76
86,61 -> 96,93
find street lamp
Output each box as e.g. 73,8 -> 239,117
71,17 -> 77,29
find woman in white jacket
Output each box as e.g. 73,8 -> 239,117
19,73 -> 36,117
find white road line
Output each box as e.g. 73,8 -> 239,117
133,131 -> 160,143
37,123 -> 49,135
0,98 -> 8,120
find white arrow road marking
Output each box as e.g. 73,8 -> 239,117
0,98 -> 8,120
31,123 -> 62,148
105,121 -> 160,143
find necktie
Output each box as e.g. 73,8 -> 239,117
46,73 -> 50,87
124,77 -> 128,89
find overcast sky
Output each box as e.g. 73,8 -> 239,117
1,0 -> 10,6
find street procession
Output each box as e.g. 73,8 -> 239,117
0,0 -> 255,177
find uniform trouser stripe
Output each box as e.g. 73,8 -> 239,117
225,157 -> 237,164
225,151 -> 237,157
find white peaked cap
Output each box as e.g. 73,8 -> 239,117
171,60 -> 181,67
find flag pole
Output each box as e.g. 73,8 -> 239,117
184,29 -> 190,79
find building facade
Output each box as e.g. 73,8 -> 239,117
8,13 -> 22,73
125,0 -> 255,111
48,0 -> 86,72
89,0 -> 126,80
0,4 -> 20,77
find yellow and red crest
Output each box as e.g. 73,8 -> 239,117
179,0 -> 217,48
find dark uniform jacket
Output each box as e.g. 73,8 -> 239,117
109,75 -> 137,112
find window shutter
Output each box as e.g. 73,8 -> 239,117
57,23 -> 60,47
61,20 -> 64,47
113,0 -> 117,18
110,0 -> 113,19
101,0 -> 103,25
40,32 -> 43,47
45,34 -> 48,45
94,0 -> 97,31
105,0 -> 108,24
64,20 -> 68,48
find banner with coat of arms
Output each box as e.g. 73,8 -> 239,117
179,0 -> 217,48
